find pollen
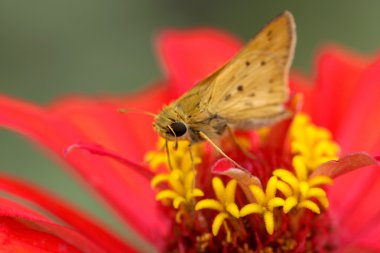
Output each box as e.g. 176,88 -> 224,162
195,178 -> 240,239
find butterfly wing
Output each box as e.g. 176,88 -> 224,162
205,11 -> 296,129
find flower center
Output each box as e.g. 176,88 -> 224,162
146,113 -> 340,252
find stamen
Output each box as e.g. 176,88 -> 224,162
273,169 -> 299,191
213,213 -> 229,236
283,197 -> 297,213
195,199 -> 224,212
240,203 -> 263,216
308,176 -> 333,187
263,211 -> 275,235
298,200 -> 320,214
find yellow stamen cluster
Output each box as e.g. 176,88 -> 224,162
146,113 -> 341,243
237,114 -> 339,234
269,113 -> 339,214
147,138 -> 204,220
195,178 -> 239,241
290,113 -> 340,170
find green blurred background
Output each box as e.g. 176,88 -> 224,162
0,1 -> 379,251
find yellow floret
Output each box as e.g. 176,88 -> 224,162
148,138 -> 205,214
153,169 -> 204,210
274,156 -> 333,214
240,176 -> 285,235
195,178 -> 239,240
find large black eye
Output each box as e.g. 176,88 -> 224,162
169,122 -> 187,137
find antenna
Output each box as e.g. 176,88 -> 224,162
118,108 -> 157,118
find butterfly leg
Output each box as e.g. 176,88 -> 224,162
199,131 -> 250,174
187,143 -> 197,189
165,140 -> 174,171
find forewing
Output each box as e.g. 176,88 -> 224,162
206,11 -> 296,126
171,75 -> 213,121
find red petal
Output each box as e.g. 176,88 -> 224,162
156,28 -> 242,97
332,166 -> 380,242
308,46 -> 369,141
319,53 -> 380,239
336,52 -> 380,153
338,246 -> 379,253
324,151 -> 380,241
50,83 -> 169,163
0,197 -> 107,253
66,142 -> 154,179
212,158 -> 262,188
298,47 -> 380,245
0,89 -> 170,246
0,175 -> 137,253
345,209 -> 380,251
311,152 -> 380,178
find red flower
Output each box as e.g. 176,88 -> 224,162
0,28 -> 380,252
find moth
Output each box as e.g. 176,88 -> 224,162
153,11 -> 296,148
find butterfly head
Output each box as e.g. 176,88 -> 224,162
153,106 -> 189,141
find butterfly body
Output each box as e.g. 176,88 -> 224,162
153,11 -> 296,144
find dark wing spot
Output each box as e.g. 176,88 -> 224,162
261,61 -> 266,66
245,61 -> 250,66
224,94 -> 231,101
269,78 -> 274,83
249,92 -> 255,97
267,30 -> 272,37
237,85 -> 244,92
207,95 -> 213,103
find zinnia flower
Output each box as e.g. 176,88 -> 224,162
1,27 -> 380,252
